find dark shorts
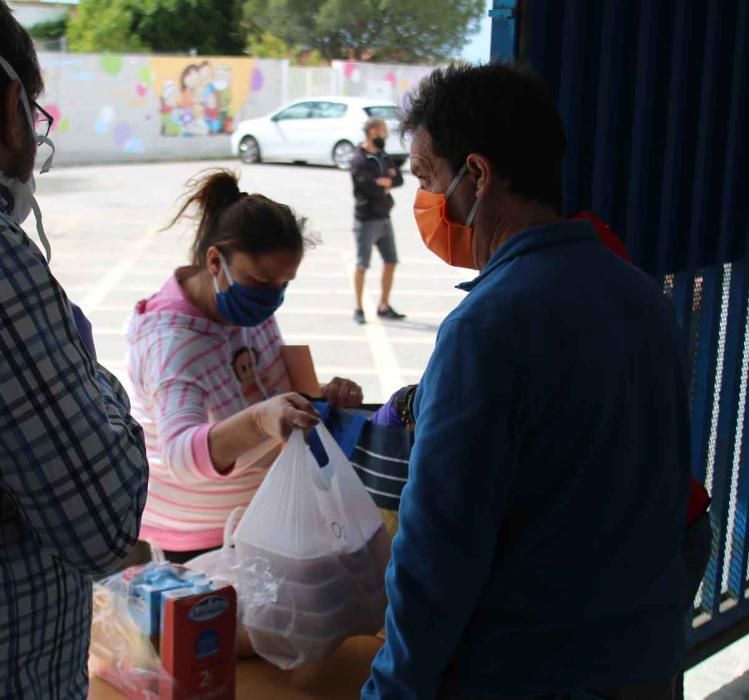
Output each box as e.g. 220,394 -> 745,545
354,218 -> 398,269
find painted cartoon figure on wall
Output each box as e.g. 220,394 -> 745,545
214,64 -> 234,133
159,80 -> 182,136
158,60 -> 235,137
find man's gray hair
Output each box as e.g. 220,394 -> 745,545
363,117 -> 386,135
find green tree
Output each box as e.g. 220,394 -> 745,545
67,0 -> 144,53
68,0 -> 245,55
242,0 -> 485,63
28,16 -> 69,42
247,32 -> 290,60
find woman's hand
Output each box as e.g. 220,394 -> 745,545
209,394 -> 319,473
321,377 -> 364,408
248,393 -> 320,442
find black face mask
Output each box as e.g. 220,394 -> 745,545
372,136 -> 386,150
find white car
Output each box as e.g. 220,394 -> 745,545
230,97 -> 410,170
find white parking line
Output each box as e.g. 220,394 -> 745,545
284,333 -> 435,345
279,307 -> 447,320
287,288 -> 460,297
77,226 -> 160,314
338,252 -> 405,396
89,305 -> 447,320
288,271 -> 468,282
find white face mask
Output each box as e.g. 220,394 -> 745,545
0,55 -> 55,262
0,171 -> 34,222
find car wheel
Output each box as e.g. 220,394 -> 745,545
332,140 -> 355,170
239,136 -> 261,164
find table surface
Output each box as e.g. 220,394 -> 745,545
88,636 -> 383,699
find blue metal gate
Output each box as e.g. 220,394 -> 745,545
491,0 -> 749,665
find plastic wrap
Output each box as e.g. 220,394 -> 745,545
90,552 -> 183,698
233,424 -> 390,669
185,507 -> 256,658
90,547 -> 236,699
185,507 -> 243,586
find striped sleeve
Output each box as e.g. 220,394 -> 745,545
0,221 -> 149,576
150,376 -> 224,483
151,376 -> 277,483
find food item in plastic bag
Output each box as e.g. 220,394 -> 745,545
91,583 -> 159,673
90,556 -> 236,700
185,507 -> 256,659
233,424 -> 391,669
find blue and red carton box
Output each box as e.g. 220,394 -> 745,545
90,564 -> 236,700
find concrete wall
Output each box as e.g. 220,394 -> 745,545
38,53 -> 286,165
37,53 -> 434,165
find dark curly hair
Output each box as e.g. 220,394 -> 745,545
402,62 -> 567,212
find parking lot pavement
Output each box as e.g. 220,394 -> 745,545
39,159 -> 468,403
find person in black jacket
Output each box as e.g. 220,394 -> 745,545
350,117 -> 405,324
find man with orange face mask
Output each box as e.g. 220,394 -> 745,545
362,63 -> 691,700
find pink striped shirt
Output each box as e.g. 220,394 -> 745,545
124,274 -> 292,551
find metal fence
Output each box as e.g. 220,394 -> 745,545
287,66 -> 343,102
496,0 -> 749,666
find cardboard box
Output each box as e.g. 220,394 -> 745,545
129,580 -> 187,637
160,586 -> 237,700
91,572 -> 236,700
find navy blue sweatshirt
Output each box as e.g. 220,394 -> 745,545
363,221 -> 690,698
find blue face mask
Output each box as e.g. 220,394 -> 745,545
212,254 -> 286,327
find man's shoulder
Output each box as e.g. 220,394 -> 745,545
440,290 -> 517,348
0,213 -> 47,277
350,147 -> 370,166
0,212 -> 28,248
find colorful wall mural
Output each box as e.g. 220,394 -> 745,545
36,53 -> 434,165
151,57 -> 254,137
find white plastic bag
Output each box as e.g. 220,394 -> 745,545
185,507 -> 244,585
233,424 -> 390,669
185,507 -> 256,658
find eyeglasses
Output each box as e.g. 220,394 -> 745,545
33,102 -> 54,138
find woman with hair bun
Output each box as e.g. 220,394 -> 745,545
125,170 -> 363,562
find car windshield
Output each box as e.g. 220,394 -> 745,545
364,105 -> 399,120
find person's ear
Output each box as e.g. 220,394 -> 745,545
205,245 -> 223,277
0,81 -> 26,153
465,153 -> 496,199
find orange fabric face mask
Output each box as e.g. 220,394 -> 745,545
413,164 -> 482,269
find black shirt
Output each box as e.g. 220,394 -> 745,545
350,146 -> 404,221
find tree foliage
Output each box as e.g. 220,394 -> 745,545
247,32 -> 293,60
67,0 -> 483,61
28,17 -> 69,42
67,0 -> 144,53
243,0 -> 486,63
68,0 -> 245,55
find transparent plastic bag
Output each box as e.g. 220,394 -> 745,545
185,507 -> 244,585
184,507 -> 256,658
90,544 -> 182,698
233,424 -> 390,669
